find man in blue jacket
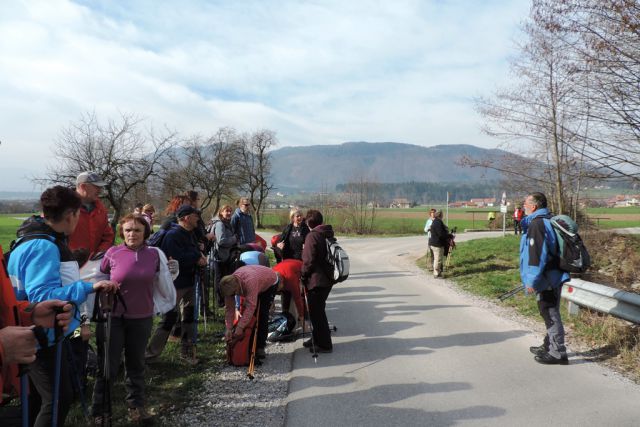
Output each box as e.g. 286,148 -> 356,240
520,192 -> 570,365
231,197 -> 256,245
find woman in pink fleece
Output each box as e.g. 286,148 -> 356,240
91,214 -> 167,425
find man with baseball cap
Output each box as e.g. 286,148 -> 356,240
68,171 -> 114,259
146,204 -> 207,364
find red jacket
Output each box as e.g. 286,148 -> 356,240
273,259 -> 304,317
68,198 -> 114,256
0,247 -> 33,403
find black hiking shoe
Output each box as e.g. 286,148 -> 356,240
303,339 -> 313,348
529,345 -> 548,356
534,352 -> 568,365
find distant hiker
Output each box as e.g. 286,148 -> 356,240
146,204 -> 207,364
520,192 -> 570,365
423,208 -> 436,269
487,211 -> 496,228
428,210 -> 447,278
301,209 -> 335,353
513,205 -> 524,235
142,203 -> 155,227
231,197 -> 256,245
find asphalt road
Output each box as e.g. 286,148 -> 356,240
285,233 -> 640,426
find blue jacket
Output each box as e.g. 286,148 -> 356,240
519,208 -> 570,292
231,208 -> 256,244
8,219 -> 92,345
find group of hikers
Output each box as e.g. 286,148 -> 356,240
0,172 -> 339,426
425,192 -> 573,366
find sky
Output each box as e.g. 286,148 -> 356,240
0,0 -> 531,192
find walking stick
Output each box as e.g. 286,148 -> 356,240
98,292 -> 114,427
498,285 -> 524,301
192,272 -> 201,362
302,287 -> 318,364
247,301 -> 261,380
13,306 -> 29,427
51,305 -> 66,427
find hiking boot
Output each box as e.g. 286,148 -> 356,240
534,352 -> 568,365
128,406 -> 154,425
303,339 -> 313,348
256,347 -> 266,359
529,344 -> 548,356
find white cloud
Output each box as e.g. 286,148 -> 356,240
0,0 -> 530,190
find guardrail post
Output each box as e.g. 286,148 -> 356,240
566,300 -> 580,317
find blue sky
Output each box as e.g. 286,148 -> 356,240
0,0 -> 530,191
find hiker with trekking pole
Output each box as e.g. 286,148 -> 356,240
5,186 -> 119,426
300,210 -> 336,355
90,214 -> 176,425
146,204 -> 206,365
220,265 -> 279,364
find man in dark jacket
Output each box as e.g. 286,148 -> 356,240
428,211 -> 447,278
300,209 -> 334,352
146,204 -> 207,364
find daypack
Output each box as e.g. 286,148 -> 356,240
326,238 -> 349,284
267,311 -> 296,342
146,222 -> 179,249
226,313 -> 257,366
550,215 -> 591,274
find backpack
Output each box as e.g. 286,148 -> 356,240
326,238 -> 349,284
550,215 -> 591,273
267,312 -> 297,342
146,222 -> 179,249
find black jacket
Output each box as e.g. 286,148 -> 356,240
160,225 -> 201,289
428,218 -> 447,247
278,221 -> 310,260
301,224 -> 334,290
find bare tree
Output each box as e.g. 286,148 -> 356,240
239,129 -> 277,228
341,176 -> 379,234
38,112 -> 177,228
469,1 -> 594,214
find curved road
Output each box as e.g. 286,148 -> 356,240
285,233 -> 640,426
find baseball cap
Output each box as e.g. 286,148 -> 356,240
76,171 -> 106,187
176,204 -> 199,219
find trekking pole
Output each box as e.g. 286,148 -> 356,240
99,292 -> 114,427
201,268 -> 208,333
51,305 -> 66,427
302,287 -> 318,364
498,285 -> 524,301
193,273 -> 201,362
13,306 -> 29,427
64,340 -> 89,420
247,301 -> 261,380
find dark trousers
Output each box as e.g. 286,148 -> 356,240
256,285 -> 277,350
307,286 -> 333,349
514,220 -> 522,235
146,286 -> 195,359
537,286 -> 566,358
92,317 -> 153,415
28,341 -> 74,427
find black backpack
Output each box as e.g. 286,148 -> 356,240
550,215 -> 591,273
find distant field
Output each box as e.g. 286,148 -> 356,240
0,213 -> 28,250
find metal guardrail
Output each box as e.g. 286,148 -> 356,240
562,278 -> 640,324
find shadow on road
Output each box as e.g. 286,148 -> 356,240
286,381 -> 506,426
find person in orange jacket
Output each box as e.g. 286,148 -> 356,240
68,171 -> 114,259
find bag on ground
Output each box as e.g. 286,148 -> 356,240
326,238 -> 349,284
550,215 -> 591,273
226,314 -> 257,367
